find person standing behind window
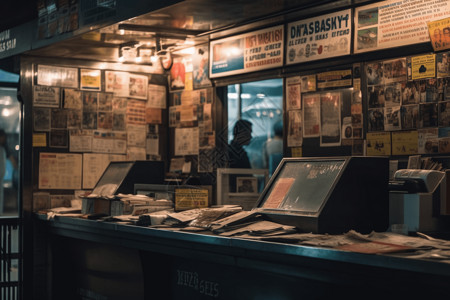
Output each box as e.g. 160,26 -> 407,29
263,121 -> 283,176
227,119 -> 252,169
227,120 -> 252,192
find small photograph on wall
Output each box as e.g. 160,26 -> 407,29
436,52 -> 450,78
34,108 -> 51,131
128,74 -> 148,100
368,108 -> 384,131
236,177 -> 257,194
63,89 -> 82,109
384,83 -> 402,107
50,129 -> 68,148
384,106 -> 401,131
439,101 -> 450,127
82,111 -> 97,130
66,109 -> 82,129
383,58 -> 406,83
366,62 -> 383,86
170,58 -> 186,91
419,103 -> 438,128
82,92 -> 98,112
112,97 -> 127,112
51,109 -> 67,129
368,85 -> 385,108
401,105 -> 419,130
98,93 -> 113,111
112,113 -> 126,131
401,81 -> 420,105
98,112 -> 113,130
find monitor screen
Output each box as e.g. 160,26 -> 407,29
258,159 -> 346,213
92,162 -> 134,196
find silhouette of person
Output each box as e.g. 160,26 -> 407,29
227,120 -> 252,192
262,121 -> 283,175
227,119 -> 252,169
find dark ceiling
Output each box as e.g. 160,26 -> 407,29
0,0 -> 37,32
0,0 -> 372,63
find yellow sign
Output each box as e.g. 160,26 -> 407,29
366,132 -> 391,156
427,17 -> 450,52
175,188 -> 209,210
411,54 -> 436,80
392,131 -> 418,155
291,147 -> 302,157
32,133 -> 47,147
80,69 -> 101,91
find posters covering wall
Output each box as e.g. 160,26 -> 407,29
210,25 -> 283,78
286,9 -> 351,64
355,0 -> 450,53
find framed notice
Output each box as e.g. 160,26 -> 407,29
286,9 -> 351,64
33,85 -> 60,107
210,25 -> 283,78
355,0 -> 450,53
37,65 -> 78,88
80,69 -> 101,91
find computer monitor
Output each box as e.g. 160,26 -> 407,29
254,156 -> 389,234
92,160 -> 165,196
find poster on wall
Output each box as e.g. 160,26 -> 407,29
427,17 -> 450,51
80,69 -> 101,91
128,74 -> 148,99
210,25 -> 283,78
286,9 -> 351,65
286,76 -> 302,110
33,85 -> 60,107
175,127 -> 199,156
37,65 -> 78,88
410,54 -> 436,80
302,94 -> 320,137
366,132 -> 391,156
320,92 -> 341,147
39,152 -> 82,189
192,44 -> 212,89
355,0 -> 450,53
287,110 -> 302,147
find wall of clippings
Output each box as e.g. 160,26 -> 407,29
31,62 -> 167,211
285,66 -> 363,157
365,51 -> 450,157
168,43 -> 216,175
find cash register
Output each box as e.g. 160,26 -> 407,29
253,156 -> 389,234
389,169 -> 445,233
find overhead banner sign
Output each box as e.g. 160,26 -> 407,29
286,9 -> 351,64
209,25 -> 284,78
355,0 -> 450,53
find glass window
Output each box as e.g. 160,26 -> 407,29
227,79 -> 283,172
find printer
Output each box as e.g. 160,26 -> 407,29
389,169 -> 445,233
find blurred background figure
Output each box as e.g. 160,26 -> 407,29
0,129 -> 17,215
263,121 -> 283,176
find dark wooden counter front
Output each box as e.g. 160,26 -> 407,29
36,214 -> 450,300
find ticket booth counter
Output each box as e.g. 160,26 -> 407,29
39,214 -> 450,299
